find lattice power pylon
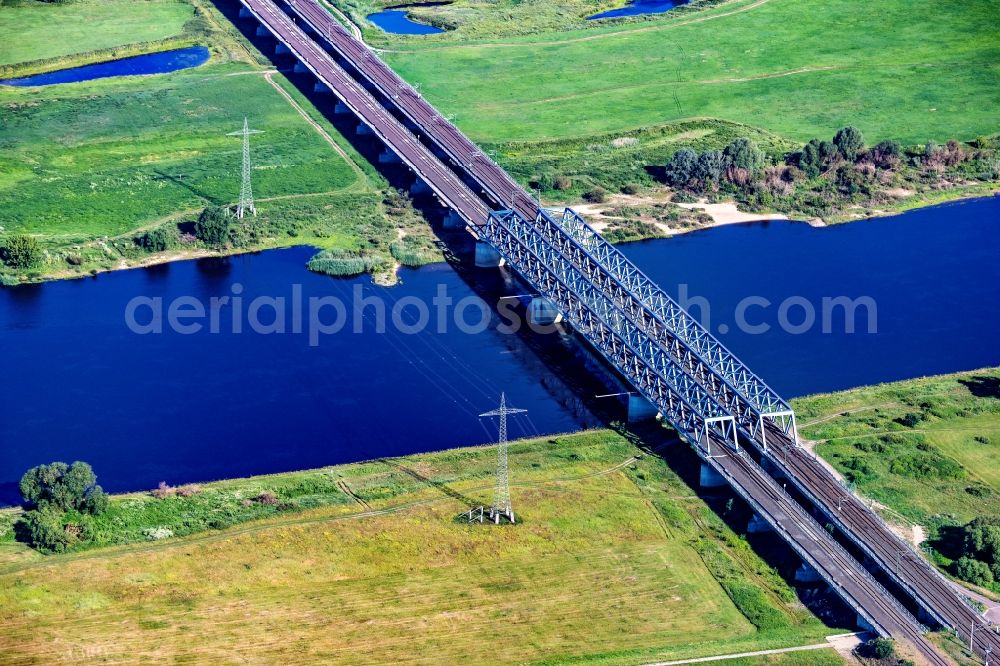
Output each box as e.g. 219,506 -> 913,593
478,393 -> 526,524
226,117 -> 263,219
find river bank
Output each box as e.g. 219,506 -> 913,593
4,189 -> 997,287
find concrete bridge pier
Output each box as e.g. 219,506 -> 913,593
627,394 -> 658,423
293,61 -> 309,74
747,513 -> 773,533
699,462 -> 726,488
255,24 -> 271,37
334,100 -> 351,115
356,123 -> 374,136
238,6 -> 253,18
794,562 -> 822,583
474,241 -> 504,268
314,82 -> 332,94
275,42 -> 292,55
442,210 -> 465,230
410,179 -> 432,196
378,149 -> 402,164
528,297 -> 562,326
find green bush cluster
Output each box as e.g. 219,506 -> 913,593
307,249 -> 391,277
17,461 -> 109,553
135,224 -> 179,253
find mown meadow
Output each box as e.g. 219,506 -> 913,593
383,0 -> 1000,145
0,429 -> 847,664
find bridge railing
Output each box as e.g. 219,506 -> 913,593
525,208 -> 788,448
546,207 -> 796,440
482,209 -> 738,451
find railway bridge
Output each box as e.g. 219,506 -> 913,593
233,0 -> 995,661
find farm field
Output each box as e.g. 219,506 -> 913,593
795,367 -> 1000,525
0,430 -> 846,665
383,0 -> 1000,145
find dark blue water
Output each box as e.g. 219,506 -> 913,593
1,197 -> 998,500
619,196 -> 1000,397
367,10 -> 445,34
0,46 -> 210,87
588,0 -> 687,20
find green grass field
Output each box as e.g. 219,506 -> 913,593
0,430 -> 845,664
794,367 -> 1000,525
0,0 -> 196,70
384,0 -> 1000,145
0,65 -> 363,238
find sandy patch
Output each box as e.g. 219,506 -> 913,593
672,200 -> 788,225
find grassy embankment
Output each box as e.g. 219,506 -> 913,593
0,430 -> 846,664
0,0 -> 442,284
376,0 -> 999,219
0,0 -> 198,78
794,367 -> 1000,592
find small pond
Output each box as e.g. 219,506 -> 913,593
588,0 -> 688,20
0,46 -> 210,87
367,9 -> 445,35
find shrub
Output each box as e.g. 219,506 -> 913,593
194,207 -> 230,246
898,412 -> 921,427
66,254 -> 83,266
19,461 -> 107,514
18,505 -> 77,553
583,187 -> 608,203
136,226 -> 177,253
143,527 -> 174,541
1,234 -> 42,269
889,453 -> 964,480
620,184 -> 639,195
955,556 -> 994,587
553,175 -> 572,190
862,637 -> 895,660
255,491 -> 279,505
871,139 -> 902,168
833,126 -> 865,161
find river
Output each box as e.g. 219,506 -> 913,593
1,196 -> 997,500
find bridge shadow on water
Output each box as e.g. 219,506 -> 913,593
213,0 -> 858,630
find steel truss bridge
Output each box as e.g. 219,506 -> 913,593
236,0 -> 996,661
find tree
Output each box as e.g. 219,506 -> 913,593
833,126 -> 865,161
19,461 -> 107,515
194,207 -> 231,246
955,556 -> 994,587
583,187 -> 608,203
723,138 -> 765,174
1,234 -> 42,269
962,516 -> 1000,565
694,150 -> 725,187
664,148 -> 698,187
